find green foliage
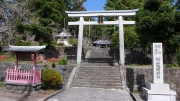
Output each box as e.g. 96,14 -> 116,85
110,26 -> 139,50
0,82 -> 5,87
57,43 -> 64,46
110,31 -> 119,49
42,67 -> 63,89
135,0 -> 180,62
124,26 -> 139,50
15,21 -> 27,34
104,0 -> 144,10
29,24 -> 54,47
104,0 -> 143,49
16,40 -> 31,46
58,58 -> 67,65
164,64 -> 178,68
68,38 -> 78,46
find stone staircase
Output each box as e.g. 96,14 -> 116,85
72,66 -> 122,89
71,47 -> 122,89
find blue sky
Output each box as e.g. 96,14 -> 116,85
84,0 -> 106,11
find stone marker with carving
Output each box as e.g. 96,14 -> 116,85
142,43 -> 176,101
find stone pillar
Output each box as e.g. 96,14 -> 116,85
118,16 -> 124,66
118,16 -> 126,90
142,43 -> 176,101
77,17 -> 84,65
152,43 -> 163,83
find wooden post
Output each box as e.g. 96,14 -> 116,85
33,53 -> 37,84
33,53 -> 36,70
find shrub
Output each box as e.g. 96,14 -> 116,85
68,38 -> 78,46
16,40 -> 31,46
41,67 -> 63,89
57,43 -> 64,46
58,58 -> 67,65
165,64 -> 174,68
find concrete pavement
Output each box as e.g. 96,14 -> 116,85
47,87 -> 133,101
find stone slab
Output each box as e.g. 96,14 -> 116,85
146,83 -> 170,91
143,87 -> 176,101
47,87 -> 134,101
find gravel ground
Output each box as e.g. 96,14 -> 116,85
0,86 -> 58,101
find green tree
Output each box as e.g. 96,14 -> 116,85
135,0 -> 180,63
110,26 -> 139,49
104,0 -> 142,50
14,0 -> 68,47
66,0 -> 87,37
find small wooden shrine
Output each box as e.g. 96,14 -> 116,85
93,36 -> 111,48
3,45 -> 45,93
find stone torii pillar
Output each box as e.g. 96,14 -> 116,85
77,17 -> 84,65
119,16 -> 124,66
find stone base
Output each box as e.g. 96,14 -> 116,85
142,83 -> 176,101
4,82 -> 42,94
146,83 -> 170,90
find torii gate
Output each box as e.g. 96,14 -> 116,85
65,9 -> 138,66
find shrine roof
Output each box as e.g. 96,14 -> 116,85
3,45 -> 46,53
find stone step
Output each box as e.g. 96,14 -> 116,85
75,76 -> 121,80
72,81 -> 122,86
80,68 -> 120,73
80,66 -> 119,68
76,74 -> 121,77
80,66 -> 119,69
74,80 -> 121,84
72,84 -> 122,89
81,63 -> 114,66
78,69 -> 120,72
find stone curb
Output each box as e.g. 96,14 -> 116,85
39,89 -> 65,101
65,66 -> 78,89
130,92 -> 145,101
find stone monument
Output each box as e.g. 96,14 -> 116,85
142,43 -> 176,101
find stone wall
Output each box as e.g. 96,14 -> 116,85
44,46 -> 88,64
0,62 -> 74,87
126,67 -> 180,98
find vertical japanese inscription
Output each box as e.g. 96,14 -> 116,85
155,44 -> 162,79
152,43 -> 163,83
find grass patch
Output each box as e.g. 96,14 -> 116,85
0,83 -> 5,87
164,64 -> 179,68
126,64 -> 151,68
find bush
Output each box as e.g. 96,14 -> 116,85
41,67 -> 63,89
68,38 -> 78,46
57,43 -> 64,46
16,40 -> 31,46
58,58 -> 67,65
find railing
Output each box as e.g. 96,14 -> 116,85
6,68 -> 41,84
